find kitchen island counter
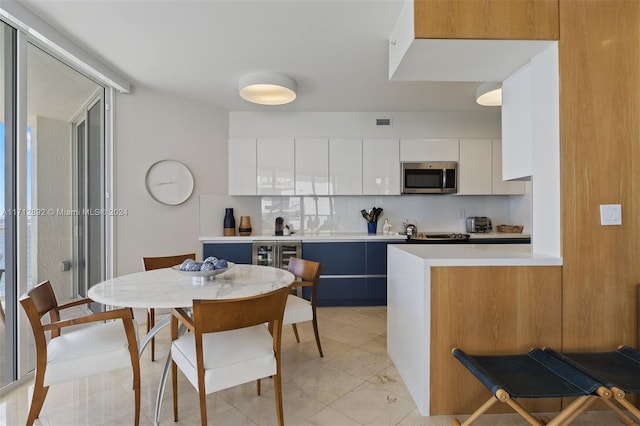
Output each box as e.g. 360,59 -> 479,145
387,244 -> 562,417
394,243 -> 559,266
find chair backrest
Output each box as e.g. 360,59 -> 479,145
19,281 -> 61,352
191,286 -> 289,335
142,253 -> 196,271
287,257 -> 322,303
287,257 -> 322,283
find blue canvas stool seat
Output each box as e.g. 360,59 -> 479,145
452,348 -> 611,426
544,346 -> 640,426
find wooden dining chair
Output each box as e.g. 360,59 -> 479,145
142,253 -> 195,361
20,280 -> 140,426
284,257 -> 324,357
170,286 -> 290,426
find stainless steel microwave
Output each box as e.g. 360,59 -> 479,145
401,162 -> 457,194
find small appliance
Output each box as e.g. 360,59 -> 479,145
466,217 -> 492,233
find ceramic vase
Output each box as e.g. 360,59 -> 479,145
238,216 -> 252,236
223,208 -> 236,236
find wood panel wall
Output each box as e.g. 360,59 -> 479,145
430,266 -> 562,415
414,0 -> 559,40
559,0 -> 640,352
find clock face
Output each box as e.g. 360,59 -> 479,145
145,160 -> 194,205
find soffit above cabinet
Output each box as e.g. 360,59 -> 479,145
390,39 -> 555,82
388,0 -> 555,82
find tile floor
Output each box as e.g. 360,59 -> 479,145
0,306 -> 626,425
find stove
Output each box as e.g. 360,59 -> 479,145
407,232 -> 471,243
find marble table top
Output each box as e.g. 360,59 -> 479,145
88,264 -> 295,309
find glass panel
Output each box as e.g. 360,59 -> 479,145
24,43 -> 101,373
85,99 -> 103,312
0,19 -> 14,389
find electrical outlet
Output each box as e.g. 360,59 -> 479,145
600,204 -> 622,225
459,209 -> 466,219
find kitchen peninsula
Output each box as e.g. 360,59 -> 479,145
387,244 -> 562,416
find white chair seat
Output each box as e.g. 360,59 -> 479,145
171,324 -> 276,394
45,319 -> 137,386
282,294 -> 313,325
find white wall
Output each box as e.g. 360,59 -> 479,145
230,111 -> 501,138
114,87 -> 228,275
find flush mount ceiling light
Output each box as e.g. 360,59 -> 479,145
476,82 -> 502,106
239,72 -> 297,105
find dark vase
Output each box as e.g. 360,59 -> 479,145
223,208 -> 236,236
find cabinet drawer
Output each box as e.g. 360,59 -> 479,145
203,243 -> 252,265
302,242 -> 366,275
315,277 -> 368,307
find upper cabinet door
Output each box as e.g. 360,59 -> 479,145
492,139 -> 525,195
257,138 -> 295,196
400,138 -> 459,162
363,138 -> 400,195
228,138 -> 257,195
414,0 -> 559,40
295,138 -> 329,196
458,139 -> 493,195
329,138 -> 362,195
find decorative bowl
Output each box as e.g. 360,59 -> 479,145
172,262 -> 233,279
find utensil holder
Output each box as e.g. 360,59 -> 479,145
367,222 -> 377,234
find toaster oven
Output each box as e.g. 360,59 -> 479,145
466,217 -> 492,233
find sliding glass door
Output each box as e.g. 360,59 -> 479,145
0,24 -> 106,392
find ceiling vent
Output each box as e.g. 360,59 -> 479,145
375,117 -> 393,127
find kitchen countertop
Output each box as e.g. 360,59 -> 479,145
200,231 -> 529,243
389,243 -> 561,266
201,233 -> 407,242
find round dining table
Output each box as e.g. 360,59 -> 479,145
88,263 -> 295,425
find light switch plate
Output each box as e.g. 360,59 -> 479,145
600,204 -> 622,225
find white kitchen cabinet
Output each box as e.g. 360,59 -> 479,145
295,138 -> 329,195
329,138 -> 362,195
256,138 -> 295,196
228,138 -> 257,195
363,138 -> 400,195
458,139 -> 525,195
492,139 -> 526,195
399,138 -> 459,162
458,139 -> 493,195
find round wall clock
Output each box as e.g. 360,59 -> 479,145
145,160 -> 194,205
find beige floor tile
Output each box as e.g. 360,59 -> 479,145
329,381 -> 416,425
322,324 -> 380,348
299,406 -> 363,426
286,359 -> 363,405
327,347 -> 392,380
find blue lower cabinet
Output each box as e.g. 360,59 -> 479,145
315,277 -> 369,307
366,241 -> 389,275
366,276 -> 387,306
203,243 -> 252,264
302,240 -> 394,306
302,242 -> 366,275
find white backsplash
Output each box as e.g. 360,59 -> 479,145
260,194 -> 527,236
200,192 -> 530,237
